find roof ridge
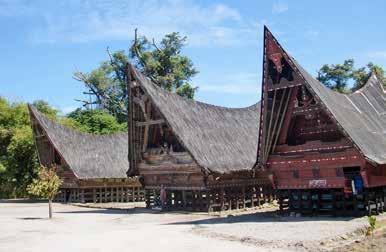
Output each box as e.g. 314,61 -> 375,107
28,104 -> 126,138
131,66 -> 260,110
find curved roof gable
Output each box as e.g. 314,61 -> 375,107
290,51 -> 386,165
131,67 -> 261,174
263,26 -> 386,165
29,105 -> 129,179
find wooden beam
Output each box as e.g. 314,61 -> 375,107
136,119 -> 165,127
127,64 -> 135,175
142,102 -> 151,152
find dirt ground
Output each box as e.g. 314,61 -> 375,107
0,200 -> 383,252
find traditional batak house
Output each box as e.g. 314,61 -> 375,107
28,105 -> 144,203
126,65 -> 272,211
256,27 -> 386,215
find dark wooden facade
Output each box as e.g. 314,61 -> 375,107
257,27 -> 386,215
127,65 -> 272,211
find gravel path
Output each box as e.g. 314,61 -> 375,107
0,201 -> 283,252
189,210 -> 372,251
0,200 -> 381,252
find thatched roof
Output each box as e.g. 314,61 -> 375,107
267,27 -> 386,164
29,105 -> 129,179
294,63 -> 386,164
131,68 -> 261,174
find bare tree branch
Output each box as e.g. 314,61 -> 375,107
152,38 -> 162,52
106,46 -> 124,83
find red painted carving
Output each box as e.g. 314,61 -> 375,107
266,36 -> 284,74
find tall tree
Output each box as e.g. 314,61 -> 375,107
130,31 -> 198,98
317,59 -> 355,93
74,31 -> 198,122
317,59 -> 386,93
0,98 -> 59,198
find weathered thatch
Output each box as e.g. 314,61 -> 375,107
294,64 -> 386,164
265,27 -> 386,165
131,68 -> 261,174
271,44 -> 386,165
28,105 -> 129,179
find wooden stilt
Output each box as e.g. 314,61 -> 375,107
220,188 -> 225,211
242,186 -> 246,209
93,188 -> 96,203
182,190 -> 187,208
81,189 -> 85,203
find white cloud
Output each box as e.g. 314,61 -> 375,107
367,51 -> 386,59
272,2 -> 288,14
1,0 -> 260,47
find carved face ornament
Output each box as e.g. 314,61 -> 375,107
267,37 -> 284,74
269,53 -> 283,74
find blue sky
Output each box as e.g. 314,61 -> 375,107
1,0 -> 385,114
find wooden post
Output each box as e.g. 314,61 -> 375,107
206,190 -> 211,212
145,190 -> 150,208
63,190 -> 67,203
220,188 -> 225,211
242,186 -> 246,209
228,189 -> 232,211
93,188 -> 96,203
81,189 -> 85,203
71,189 -> 74,202
252,187 -> 256,207
182,190 -> 187,209
125,187 -> 129,202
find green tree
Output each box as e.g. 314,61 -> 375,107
317,59 -> 354,93
0,98 -> 39,198
74,31 -> 198,122
130,31 -> 198,98
4,126 -> 38,196
317,59 -> 386,93
32,100 -> 58,119
27,166 -> 62,218
0,97 -> 60,198
66,108 -> 126,134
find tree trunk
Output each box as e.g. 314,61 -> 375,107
48,199 -> 53,219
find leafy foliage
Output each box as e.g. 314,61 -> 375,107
130,32 -> 198,98
367,215 -> 377,236
27,166 -> 62,218
27,166 -> 62,200
32,100 -> 58,119
74,32 -> 198,122
66,108 -> 127,134
317,59 -> 386,93
0,98 -> 39,198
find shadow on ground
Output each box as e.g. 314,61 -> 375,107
17,217 -> 44,220
163,210 -> 356,225
0,199 -> 47,204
